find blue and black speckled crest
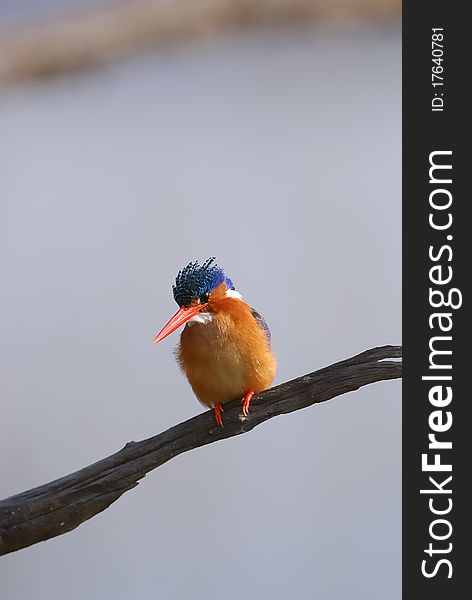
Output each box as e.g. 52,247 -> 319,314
172,257 -> 235,307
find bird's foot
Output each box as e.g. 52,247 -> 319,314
214,403 -> 224,427
241,391 -> 255,417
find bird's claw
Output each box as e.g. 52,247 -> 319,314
241,391 -> 254,417
214,403 -> 224,427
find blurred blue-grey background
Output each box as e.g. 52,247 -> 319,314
0,1 -> 401,598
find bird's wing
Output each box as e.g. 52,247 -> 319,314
251,308 -> 271,345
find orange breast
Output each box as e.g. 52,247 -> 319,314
176,299 -> 276,408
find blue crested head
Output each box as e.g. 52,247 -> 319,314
172,257 -> 235,307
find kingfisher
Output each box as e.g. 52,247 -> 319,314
152,257 -> 276,427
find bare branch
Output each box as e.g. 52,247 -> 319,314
0,344 -> 401,556
0,0 -> 401,86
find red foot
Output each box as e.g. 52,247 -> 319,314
241,391 -> 255,417
214,403 -> 224,427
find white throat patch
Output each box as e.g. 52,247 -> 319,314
187,312 -> 213,326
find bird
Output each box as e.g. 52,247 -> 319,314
152,257 -> 276,427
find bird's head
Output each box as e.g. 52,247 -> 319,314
152,257 -> 237,344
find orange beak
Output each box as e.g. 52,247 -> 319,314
152,305 -> 202,344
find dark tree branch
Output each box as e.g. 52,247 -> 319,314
0,345 -> 401,556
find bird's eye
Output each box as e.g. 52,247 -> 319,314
199,292 -> 210,304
